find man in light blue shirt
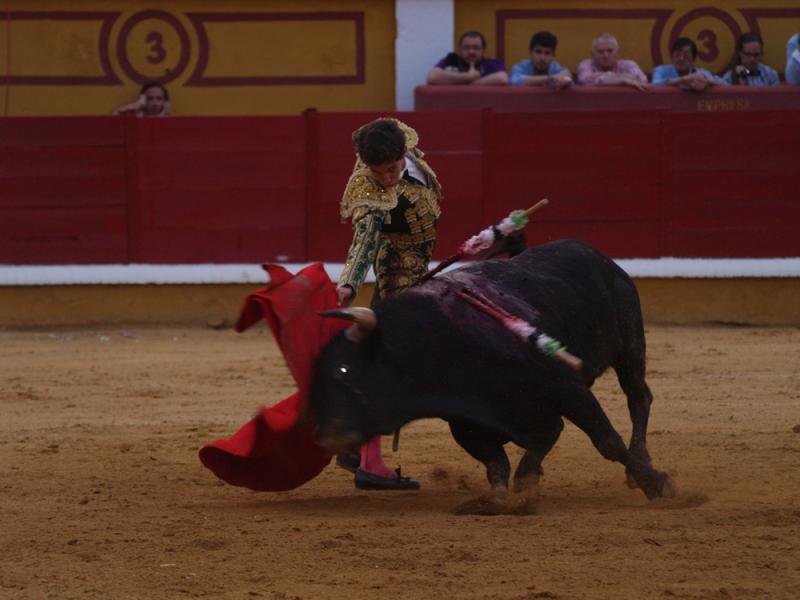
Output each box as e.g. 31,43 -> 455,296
510,31 -> 572,88
652,37 -> 724,90
785,33 -> 800,85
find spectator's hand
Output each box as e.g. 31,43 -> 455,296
731,65 -> 751,85
112,94 -> 148,116
336,285 -> 354,307
685,73 -> 710,91
624,76 -> 650,91
466,61 -> 481,83
552,71 -> 573,89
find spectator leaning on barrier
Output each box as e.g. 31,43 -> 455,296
577,33 -> 649,90
785,33 -> 800,85
651,37 -> 725,91
113,82 -> 171,117
723,32 -> 780,86
427,30 -> 508,86
510,31 -> 573,88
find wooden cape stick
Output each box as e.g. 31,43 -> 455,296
417,198 -> 549,284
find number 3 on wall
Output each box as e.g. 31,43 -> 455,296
697,29 -> 719,62
116,10 -> 191,84
145,31 -> 167,65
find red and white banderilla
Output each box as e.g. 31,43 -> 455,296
418,198 -> 549,284
456,287 -> 583,372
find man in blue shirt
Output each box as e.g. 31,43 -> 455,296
510,31 -> 572,88
786,33 -> 800,85
652,37 -> 724,90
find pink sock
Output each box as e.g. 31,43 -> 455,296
359,436 -> 396,478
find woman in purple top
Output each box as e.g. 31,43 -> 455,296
577,33 -> 649,91
427,31 -> 508,86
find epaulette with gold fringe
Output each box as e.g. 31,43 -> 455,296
339,169 -> 398,220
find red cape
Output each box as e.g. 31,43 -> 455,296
198,263 -> 348,491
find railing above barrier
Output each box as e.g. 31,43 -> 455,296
414,85 -> 800,113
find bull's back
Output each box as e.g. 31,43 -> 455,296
460,239 -> 640,373
475,239 -> 628,304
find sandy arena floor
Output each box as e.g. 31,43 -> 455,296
1,324 -> 799,599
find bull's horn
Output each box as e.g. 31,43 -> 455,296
319,307 -> 376,343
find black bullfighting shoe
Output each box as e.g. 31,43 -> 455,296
335,453 -> 360,473
354,468 -> 420,491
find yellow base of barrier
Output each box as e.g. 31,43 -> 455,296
1,279 -> 799,328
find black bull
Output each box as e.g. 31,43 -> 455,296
311,239 -> 676,500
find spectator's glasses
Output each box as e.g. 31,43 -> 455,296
741,51 -> 761,57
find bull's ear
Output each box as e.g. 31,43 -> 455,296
319,307 -> 376,343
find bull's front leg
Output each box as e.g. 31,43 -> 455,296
448,420 -> 511,497
513,412 -> 564,494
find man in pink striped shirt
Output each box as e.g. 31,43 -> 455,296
577,33 -> 650,91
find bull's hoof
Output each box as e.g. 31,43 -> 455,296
453,492 -> 536,516
625,470 -> 638,489
640,471 -> 679,500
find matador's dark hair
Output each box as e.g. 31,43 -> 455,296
353,118 -> 406,166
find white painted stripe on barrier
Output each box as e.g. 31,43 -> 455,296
0,264 -> 350,286
614,258 -> 800,278
0,258 -> 799,286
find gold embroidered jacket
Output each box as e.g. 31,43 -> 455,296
338,120 -> 443,298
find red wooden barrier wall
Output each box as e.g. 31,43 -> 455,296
0,118 -> 128,263
1,111 -> 799,265
661,110 -> 800,257
483,111 -> 664,257
130,116 -> 308,263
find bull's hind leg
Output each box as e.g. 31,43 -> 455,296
448,420 -> 510,497
556,386 -> 675,500
613,280 -> 655,485
617,369 -> 654,488
513,412 -> 564,494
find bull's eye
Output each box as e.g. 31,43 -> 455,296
333,363 -> 352,382
330,363 -> 367,404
